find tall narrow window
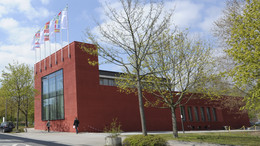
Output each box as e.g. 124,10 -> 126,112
200,107 -> 205,121
206,107 -> 211,121
99,78 -> 104,85
103,78 -> 109,85
194,107 -> 199,121
108,79 -> 114,86
42,69 -> 64,121
212,108 -> 217,121
180,106 -> 186,121
188,106 -> 193,121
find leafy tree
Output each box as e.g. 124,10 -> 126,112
0,88 -> 6,120
227,0 -> 260,111
83,0 -> 174,136
0,62 -> 35,131
130,30 -> 213,138
215,0 -> 260,111
203,55 -> 245,97
213,0 -> 246,48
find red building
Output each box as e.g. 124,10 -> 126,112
34,41 -> 250,132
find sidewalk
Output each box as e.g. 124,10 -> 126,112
5,128 -> 257,146
10,128 -> 109,146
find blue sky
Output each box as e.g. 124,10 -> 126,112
0,0 -> 226,75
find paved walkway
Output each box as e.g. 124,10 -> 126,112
6,128 -> 108,146
2,128 -> 257,146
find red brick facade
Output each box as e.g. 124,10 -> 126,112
34,41 -> 250,132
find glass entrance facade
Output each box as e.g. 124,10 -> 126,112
42,69 -> 64,121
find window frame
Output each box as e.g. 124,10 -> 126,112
187,106 -> 193,121
206,107 -> 211,121
180,106 -> 186,122
212,108 -> 217,121
200,107 -> 205,121
194,107 -> 199,121
41,69 -> 64,121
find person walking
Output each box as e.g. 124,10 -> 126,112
46,120 -> 50,132
73,117 -> 79,134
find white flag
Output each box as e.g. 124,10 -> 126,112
49,18 -> 55,41
39,28 -> 44,44
61,7 -> 68,29
31,37 -> 35,50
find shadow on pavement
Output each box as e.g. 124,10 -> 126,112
0,133 -> 69,146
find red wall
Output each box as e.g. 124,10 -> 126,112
34,41 -> 250,132
34,42 -> 78,132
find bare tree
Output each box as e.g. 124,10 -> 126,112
138,30 -> 213,138
83,0 -> 174,135
213,0 -> 246,48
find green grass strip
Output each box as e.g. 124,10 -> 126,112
159,131 -> 260,146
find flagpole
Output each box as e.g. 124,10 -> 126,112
61,27 -> 63,62
39,46 -> 42,72
35,47 -> 37,74
67,5 -> 70,58
49,41 -> 52,67
44,41 -> 46,70
55,33 -> 57,64
49,18 -> 54,67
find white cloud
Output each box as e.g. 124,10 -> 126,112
93,0 -> 207,42
96,0 -> 122,22
95,0 -> 206,30
0,0 -> 52,73
41,0 -> 50,5
77,10 -> 96,27
0,18 -> 19,29
0,0 -> 50,20
92,0 -> 227,72
0,43 -> 35,73
0,17 -> 38,44
0,5 -> 7,18
172,0 -> 203,28
0,40 -> 66,74
198,5 -> 223,34
199,16 -> 217,34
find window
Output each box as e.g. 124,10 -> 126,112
100,78 -> 115,86
200,107 -> 205,121
180,106 -> 186,121
104,78 -> 109,85
206,107 -> 211,121
108,79 -> 114,86
99,78 -> 103,85
194,107 -> 199,121
42,69 -> 64,121
212,108 -> 217,121
187,106 -> 193,121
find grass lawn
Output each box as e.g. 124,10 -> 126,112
159,131 -> 260,146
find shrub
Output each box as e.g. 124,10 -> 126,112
18,127 -> 25,132
104,118 -> 122,138
12,127 -> 25,133
123,135 -> 167,146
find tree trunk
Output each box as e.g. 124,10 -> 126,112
16,97 -> 20,132
26,97 -> 29,127
25,114 -> 28,127
137,77 -> 147,136
171,106 -> 178,138
10,105 -> 13,121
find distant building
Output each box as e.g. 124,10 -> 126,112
34,41 -> 250,132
